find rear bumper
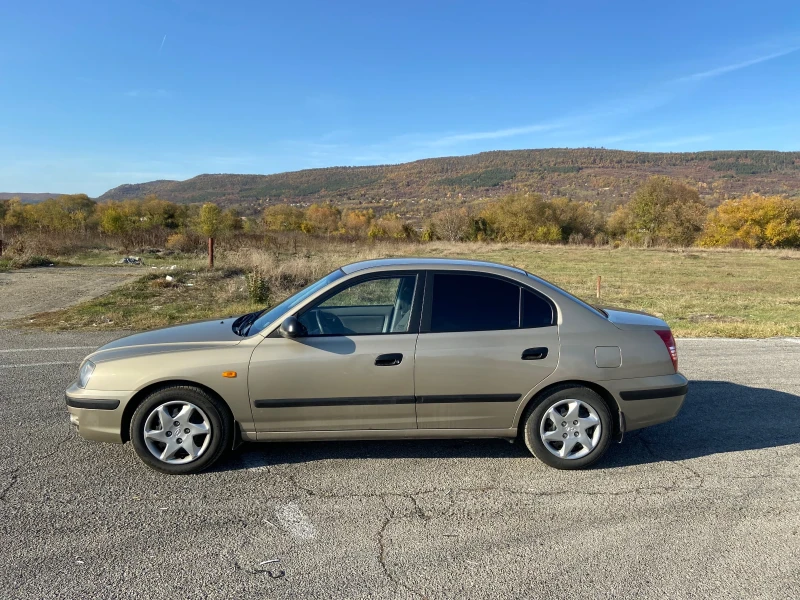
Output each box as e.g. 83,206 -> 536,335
65,381 -> 129,444
605,373 -> 689,432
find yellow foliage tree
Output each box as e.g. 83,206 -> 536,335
263,205 -> 305,231
481,193 -> 563,243
700,194 -> 800,248
341,209 -> 374,237
627,176 -> 708,246
304,203 -> 342,234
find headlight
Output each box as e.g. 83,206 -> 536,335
78,360 -> 95,389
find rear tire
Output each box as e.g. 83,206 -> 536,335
130,385 -> 232,475
523,385 -> 612,470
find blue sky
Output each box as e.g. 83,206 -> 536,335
2,0 -> 800,196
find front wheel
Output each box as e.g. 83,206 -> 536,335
130,386 -> 232,474
523,385 -> 612,470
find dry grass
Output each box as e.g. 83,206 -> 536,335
19,240 -> 800,337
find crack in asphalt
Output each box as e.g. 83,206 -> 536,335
636,433 -> 706,487
232,557 -> 286,579
0,469 -> 19,503
378,495 -> 426,600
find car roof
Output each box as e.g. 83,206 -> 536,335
341,257 -> 527,275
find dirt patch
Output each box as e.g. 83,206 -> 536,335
687,313 -> 746,323
0,267 -> 140,322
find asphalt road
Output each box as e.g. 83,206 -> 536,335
1,330 -> 799,599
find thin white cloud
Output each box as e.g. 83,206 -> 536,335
675,46 -> 799,82
158,34 -> 167,54
429,122 -> 565,146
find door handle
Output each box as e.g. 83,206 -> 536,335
375,353 -> 403,366
521,347 -> 548,360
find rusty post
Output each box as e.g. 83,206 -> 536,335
596,275 -> 602,299
208,237 -> 215,269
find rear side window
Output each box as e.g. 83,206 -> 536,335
430,273 -> 519,333
522,289 -> 554,328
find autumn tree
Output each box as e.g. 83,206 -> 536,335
304,203 -> 341,234
700,194 -> 800,248
368,214 -> 416,240
480,193 -> 562,243
58,194 -> 96,232
627,176 -> 708,246
195,203 -> 229,267
341,209 -> 374,237
429,207 -> 472,241
263,205 -> 305,231
2,198 -> 29,230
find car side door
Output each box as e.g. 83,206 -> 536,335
414,271 -> 559,431
247,271 -> 422,434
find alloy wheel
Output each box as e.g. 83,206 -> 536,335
539,398 -> 601,460
143,401 -> 212,464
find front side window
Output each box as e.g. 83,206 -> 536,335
247,269 -> 345,335
299,275 -> 417,336
429,273 -> 520,333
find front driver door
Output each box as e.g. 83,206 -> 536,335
248,272 -> 421,434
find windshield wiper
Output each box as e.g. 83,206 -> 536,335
232,311 -> 258,336
232,309 -> 267,337
242,308 -> 267,336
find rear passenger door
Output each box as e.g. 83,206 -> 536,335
414,271 -> 560,430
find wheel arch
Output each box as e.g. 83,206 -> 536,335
121,379 -> 235,444
515,379 -> 622,438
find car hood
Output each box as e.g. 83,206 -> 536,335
599,306 -> 669,330
89,317 -> 243,362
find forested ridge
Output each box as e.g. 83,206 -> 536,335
88,149 -> 800,219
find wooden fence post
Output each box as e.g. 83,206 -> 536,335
208,237 -> 215,269
596,275 -> 602,300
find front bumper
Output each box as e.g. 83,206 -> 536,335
605,373 -> 689,432
65,381 -> 130,444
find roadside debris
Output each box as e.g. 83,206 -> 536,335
259,559 -> 280,565
117,256 -> 142,265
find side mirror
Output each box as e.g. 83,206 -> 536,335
279,316 -> 306,338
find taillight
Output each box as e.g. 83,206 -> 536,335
655,329 -> 678,372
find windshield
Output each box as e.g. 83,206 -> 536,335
247,269 -> 345,335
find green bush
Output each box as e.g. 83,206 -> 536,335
245,270 -> 270,303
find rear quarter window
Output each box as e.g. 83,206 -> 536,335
522,289 -> 555,328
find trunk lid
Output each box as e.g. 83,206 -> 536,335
599,306 -> 669,331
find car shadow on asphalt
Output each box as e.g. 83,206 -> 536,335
603,380 -> 800,468
214,380 -> 800,472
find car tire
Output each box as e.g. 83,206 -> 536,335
130,385 -> 232,475
522,385 -> 612,470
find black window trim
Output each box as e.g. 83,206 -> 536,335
270,270 -> 425,338
419,270 -> 556,334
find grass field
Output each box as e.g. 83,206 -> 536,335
18,242 -> 800,337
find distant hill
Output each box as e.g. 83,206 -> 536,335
90,148 -> 800,219
0,192 -> 66,204
97,180 -> 178,202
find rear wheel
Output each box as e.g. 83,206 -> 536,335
523,385 -> 612,470
130,386 -> 232,474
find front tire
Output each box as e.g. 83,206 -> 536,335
130,385 -> 232,475
523,385 -> 612,470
